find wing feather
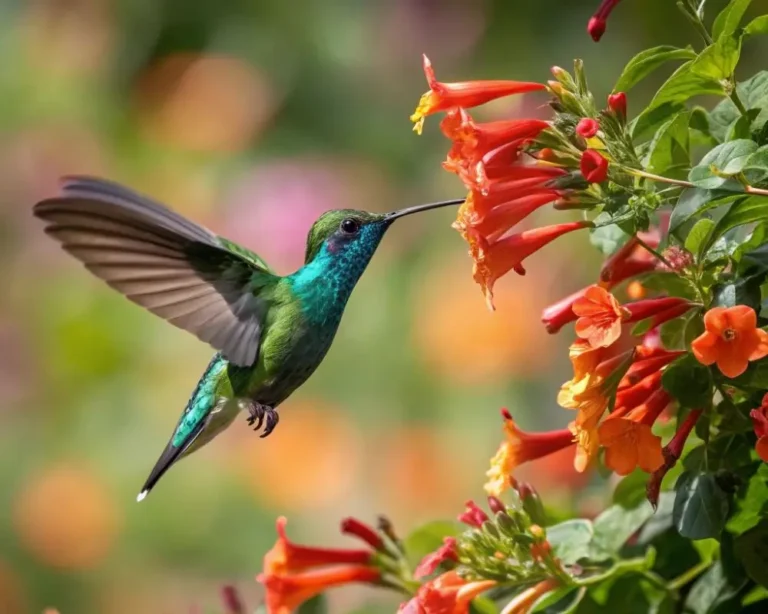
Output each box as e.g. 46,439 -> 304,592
33,176 -> 277,367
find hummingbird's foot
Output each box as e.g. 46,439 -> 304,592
246,403 -> 279,438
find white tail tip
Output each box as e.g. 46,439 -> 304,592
136,490 -> 148,502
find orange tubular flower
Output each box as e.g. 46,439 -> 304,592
691,306 -> 768,378
574,286 -> 693,349
573,285 -> 630,348
598,388 -> 670,475
263,517 -> 372,575
485,410 -> 576,496
260,566 -> 380,614
750,394 -> 768,463
258,517 -> 383,614
411,54 -> 546,135
398,570 -> 496,614
441,109 -> 550,188
472,220 -> 592,310
619,349 -> 685,389
502,579 -> 560,614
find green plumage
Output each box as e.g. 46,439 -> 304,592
32,176 -> 462,500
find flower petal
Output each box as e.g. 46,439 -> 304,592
691,332 -> 718,366
749,328 -> 768,361
703,307 -> 728,335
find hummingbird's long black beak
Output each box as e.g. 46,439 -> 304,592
384,198 -> 465,223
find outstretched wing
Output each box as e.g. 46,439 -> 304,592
33,176 -> 277,367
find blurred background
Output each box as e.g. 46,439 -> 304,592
0,0 -> 765,612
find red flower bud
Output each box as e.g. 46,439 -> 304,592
580,149 -> 608,183
487,496 -> 507,515
458,500 -> 489,528
576,118 -> 599,138
340,517 -> 384,551
608,92 -> 627,119
588,0 -> 622,42
587,16 -> 606,41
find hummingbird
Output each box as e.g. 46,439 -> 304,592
33,176 -> 463,501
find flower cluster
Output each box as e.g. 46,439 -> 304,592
243,2 -> 768,612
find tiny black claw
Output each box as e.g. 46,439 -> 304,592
260,408 -> 279,438
246,403 -> 278,438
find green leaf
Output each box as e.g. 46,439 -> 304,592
734,520 -> 768,587
689,35 -> 742,83
744,144 -> 768,185
684,433 -> 754,472
662,355 -> 713,408
297,595 -> 328,614
708,196 -> 768,249
711,274 -> 764,311
727,463 -> 768,534
469,597 -> 497,614
726,109 -> 761,141
689,139 -> 759,190
592,502 -> 655,553
547,519 -> 596,565
685,218 -> 717,258
613,45 -> 697,93
643,111 -> 691,178
403,521 -> 460,568
589,221 -> 631,255
712,0 -> 752,40
669,188 -> 740,241
744,15 -> 768,39
633,62 -> 724,140
661,310 -> 697,349
613,470 -> 651,509
683,560 -> 748,614
531,586 -> 586,613
709,71 -> 768,141
729,358 -> 768,390
673,471 -> 730,539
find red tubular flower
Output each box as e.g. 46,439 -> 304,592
458,500 -> 489,528
647,409 -> 703,508
588,0 -> 623,42
471,220 -> 592,310
576,118 -> 599,138
260,566 -> 380,614
542,287 -> 591,334
414,537 -> 459,579
258,517 -> 384,613
608,92 -> 627,119
221,586 -> 245,614
398,570 -> 496,614
340,517 -> 384,551
441,109 -> 550,188
624,296 -> 692,323
615,370 -> 663,410
411,54 -> 546,134
750,393 -> 768,463
580,149 -> 609,183
263,517 -> 373,576
485,411 -> 576,496
599,231 -> 659,284
619,349 -> 684,389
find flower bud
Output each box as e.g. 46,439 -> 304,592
608,92 -> 627,120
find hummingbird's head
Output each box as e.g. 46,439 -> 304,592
303,199 -> 465,265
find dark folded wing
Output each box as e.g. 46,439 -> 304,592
33,176 -> 276,367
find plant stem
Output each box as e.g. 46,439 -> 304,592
625,167 -> 768,197
729,87 -> 749,117
678,0 -> 714,45
635,234 -> 675,270
668,559 -> 712,590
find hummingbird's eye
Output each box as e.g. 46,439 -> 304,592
340,218 -> 360,235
